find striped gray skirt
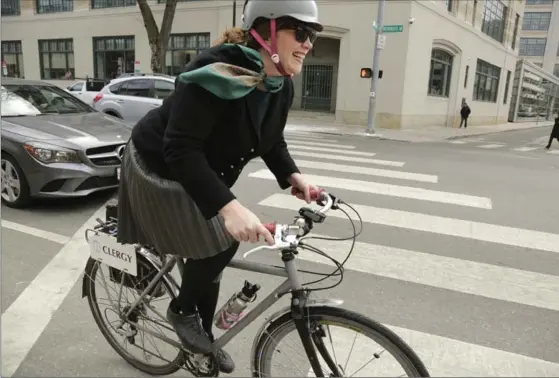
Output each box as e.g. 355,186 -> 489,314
116,139 -> 237,260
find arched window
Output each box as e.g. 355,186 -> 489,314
427,49 -> 454,97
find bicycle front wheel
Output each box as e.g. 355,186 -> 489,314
252,306 -> 430,377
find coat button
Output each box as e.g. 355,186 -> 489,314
230,165 -> 234,169
250,148 -> 254,152
221,172 -> 224,176
240,157 -> 244,161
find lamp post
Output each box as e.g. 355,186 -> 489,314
233,0 -> 237,27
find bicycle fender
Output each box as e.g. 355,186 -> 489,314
81,257 -> 97,298
249,298 -> 343,373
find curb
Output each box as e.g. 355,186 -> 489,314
445,123 -> 553,140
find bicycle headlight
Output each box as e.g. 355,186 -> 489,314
23,142 -> 81,164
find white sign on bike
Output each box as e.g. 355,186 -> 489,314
116,167 -> 121,180
89,232 -> 137,276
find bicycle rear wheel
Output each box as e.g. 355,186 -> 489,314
252,306 -> 430,377
83,255 -> 185,375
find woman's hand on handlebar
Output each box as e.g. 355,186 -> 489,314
288,173 -> 320,204
219,200 -> 275,246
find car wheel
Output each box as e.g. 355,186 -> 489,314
105,111 -> 121,118
1,153 -> 31,208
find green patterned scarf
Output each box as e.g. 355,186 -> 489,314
177,44 -> 284,100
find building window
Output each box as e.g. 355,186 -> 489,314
91,0 -> 135,8
1,41 -> 24,78
511,13 -> 519,50
519,37 -> 547,56
503,70 -> 511,104
165,33 -> 210,75
427,49 -> 453,97
525,0 -> 553,4
36,0 -> 73,13
445,0 -> 453,12
1,0 -> 20,15
93,36 -> 135,80
472,0 -> 478,25
473,59 -> 501,103
464,65 -> 469,88
481,0 -> 507,43
522,12 -> 551,30
39,39 -> 74,79
554,64 -> 559,78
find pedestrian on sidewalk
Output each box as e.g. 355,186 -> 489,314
545,112 -> 559,150
115,0 -> 322,374
459,100 -> 471,128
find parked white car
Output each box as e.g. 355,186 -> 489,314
66,78 -> 106,105
92,75 -> 175,124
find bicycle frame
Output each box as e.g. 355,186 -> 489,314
85,191 -> 343,376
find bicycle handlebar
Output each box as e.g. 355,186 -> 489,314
242,187 -> 337,260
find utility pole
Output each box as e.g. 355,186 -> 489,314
365,0 -> 386,134
232,0 -> 237,27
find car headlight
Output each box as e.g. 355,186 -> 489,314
23,142 -> 81,164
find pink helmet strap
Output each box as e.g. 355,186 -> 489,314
249,19 -> 291,77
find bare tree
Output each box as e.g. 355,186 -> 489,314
137,0 -> 179,73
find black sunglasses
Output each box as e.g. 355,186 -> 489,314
292,25 -> 318,44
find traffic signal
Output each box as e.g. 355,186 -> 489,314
360,68 -> 372,78
360,68 -> 383,79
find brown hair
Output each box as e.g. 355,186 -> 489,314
213,18 -> 282,50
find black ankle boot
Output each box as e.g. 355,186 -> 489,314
166,304 -> 213,354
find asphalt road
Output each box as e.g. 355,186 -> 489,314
2,128 -> 559,377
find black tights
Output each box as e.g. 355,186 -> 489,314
173,241 -> 239,338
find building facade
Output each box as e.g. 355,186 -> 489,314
1,0 -> 526,129
518,0 -> 559,77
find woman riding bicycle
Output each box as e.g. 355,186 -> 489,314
116,0 -> 323,373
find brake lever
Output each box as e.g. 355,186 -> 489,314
317,193 -> 340,210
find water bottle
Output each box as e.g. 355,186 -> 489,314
214,280 -> 261,330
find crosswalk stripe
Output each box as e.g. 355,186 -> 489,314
289,144 -> 377,157
387,324 -> 559,377
286,135 -> 337,142
284,131 -> 325,139
249,170 -> 491,209
283,159 -> 438,183
513,147 -> 539,152
258,194 -> 559,253
547,149 -> 559,154
285,140 -> 355,149
296,236 -> 559,311
449,140 -> 468,144
288,151 -> 405,167
478,144 -> 504,148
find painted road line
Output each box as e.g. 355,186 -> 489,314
258,194 -> 559,254
1,206 -> 105,377
286,140 -> 355,149
513,147 -> 539,152
286,134 -> 337,142
387,324 -> 559,377
289,144 -> 377,157
289,151 -> 405,167
1,220 -> 70,244
297,236 -> 559,311
478,144 -> 505,149
284,131 -> 325,139
280,159 -> 438,183
449,140 -> 468,144
547,149 -> 559,155
250,170 -> 491,209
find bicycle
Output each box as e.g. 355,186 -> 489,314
81,188 -> 430,377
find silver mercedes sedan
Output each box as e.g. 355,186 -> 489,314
1,78 -> 132,208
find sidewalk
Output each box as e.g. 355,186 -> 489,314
285,118 -> 554,143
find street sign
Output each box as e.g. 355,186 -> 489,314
383,24 -> 404,33
377,34 -> 386,49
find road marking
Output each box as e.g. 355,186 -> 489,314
449,140 -> 468,144
289,144 -> 377,157
297,236 -> 559,311
547,149 -> 559,154
1,220 -> 70,244
286,134 -> 336,142
286,140 -> 355,149
282,160 -> 438,183
259,194 -> 559,254
289,151 -> 405,167
387,324 -> 559,377
250,170 -> 491,209
513,146 -> 539,152
1,206 -> 105,377
478,144 -> 504,149
284,131 -> 325,139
